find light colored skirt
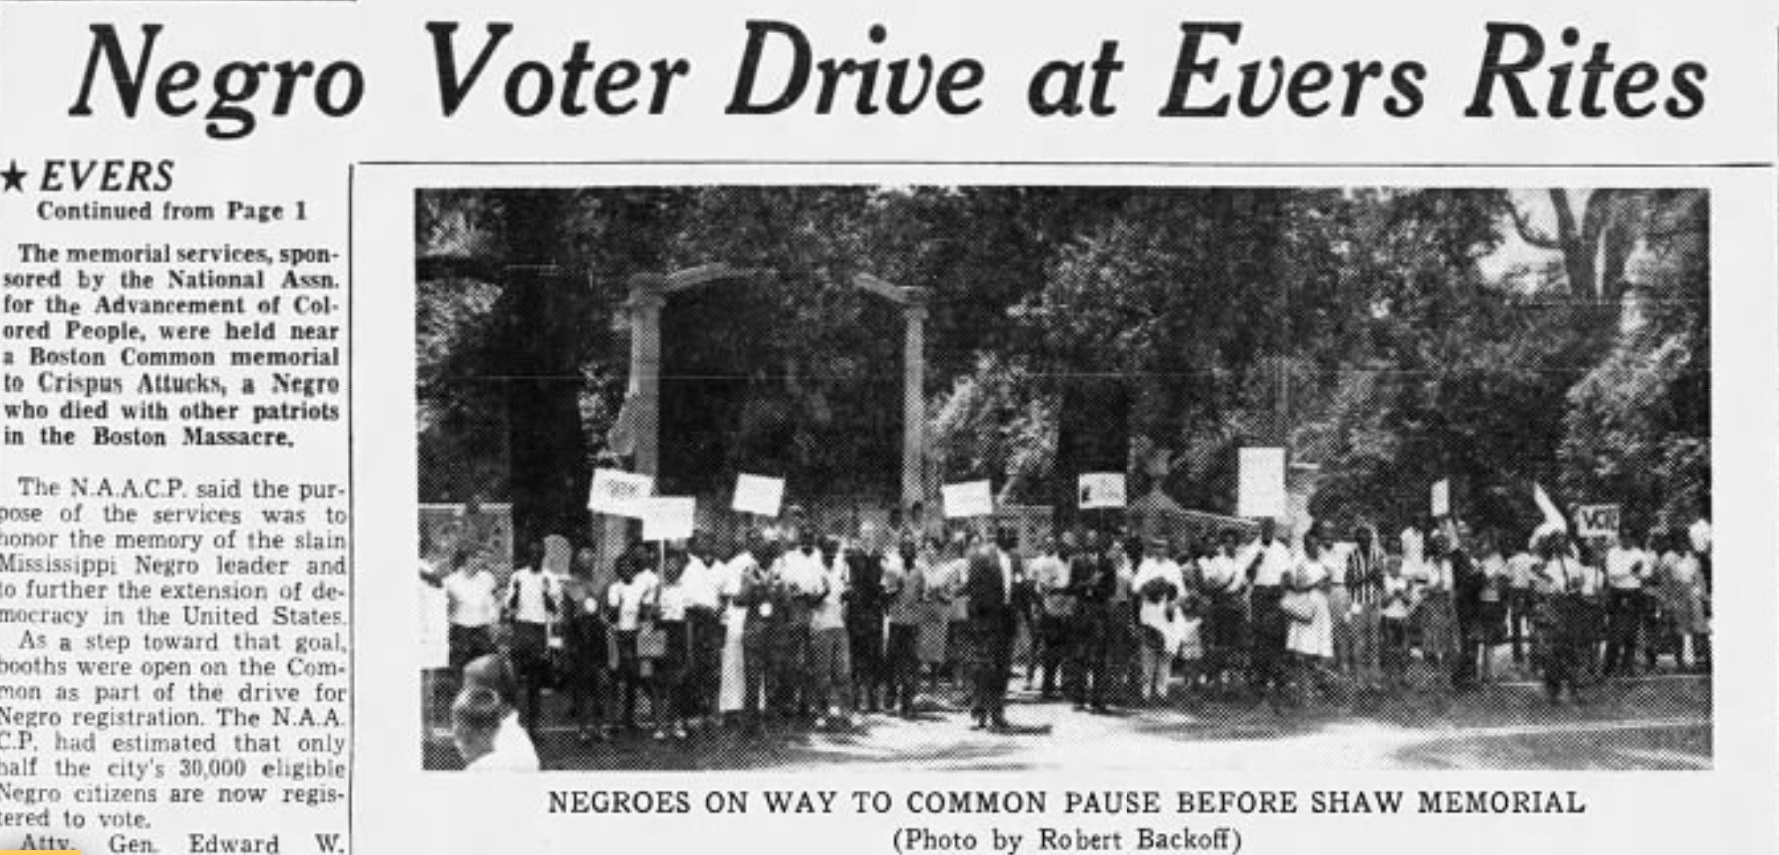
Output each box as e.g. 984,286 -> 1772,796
718,608 -> 747,713
1286,590 -> 1334,659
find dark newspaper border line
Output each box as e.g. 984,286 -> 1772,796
0,0 -> 351,4
359,159 -> 1774,169
346,161 -> 357,854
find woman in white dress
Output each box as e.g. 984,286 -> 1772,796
717,538 -> 752,720
1132,540 -> 1184,704
1285,531 -> 1335,705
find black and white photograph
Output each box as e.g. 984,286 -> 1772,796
412,184 -> 1711,772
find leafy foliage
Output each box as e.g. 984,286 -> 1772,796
415,186 -> 1710,546
1558,190 -> 1710,532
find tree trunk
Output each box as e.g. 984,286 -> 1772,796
1054,375 -> 1130,533
1547,189 -> 1597,301
498,191 -> 591,558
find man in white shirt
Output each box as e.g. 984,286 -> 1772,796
1029,535 -> 1074,699
1251,525 -> 1293,588
421,551 -> 500,672
606,552 -> 660,632
774,535 -> 829,598
769,533 -> 826,718
506,542 -> 559,732
677,536 -> 723,607
1245,519 -> 1293,699
605,548 -> 660,731
1198,530 -> 1246,692
733,535 -> 782,729
1505,543 -> 1538,668
1602,529 -> 1648,677
677,534 -> 726,722
509,547 -> 561,625
808,537 -> 853,726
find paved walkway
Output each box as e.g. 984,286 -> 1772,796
428,671 -> 1709,772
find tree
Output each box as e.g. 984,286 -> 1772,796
652,187 -> 898,500
1558,190 -> 1710,531
415,185 -> 1711,550
1005,189 -> 1311,522
1303,189 -> 1587,534
1504,189 -> 1647,302
416,188 -> 690,551
928,354 -> 1057,503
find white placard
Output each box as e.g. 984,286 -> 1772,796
942,480 -> 995,518
1533,482 -> 1568,533
1236,447 -> 1287,518
643,496 -> 697,542
732,473 -> 785,517
1431,479 -> 1451,517
587,468 -> 654,518
1575,504 -> 1621,538
1078,472 -> 1127,510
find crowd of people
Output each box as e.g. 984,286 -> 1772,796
421,510 -> 1713,770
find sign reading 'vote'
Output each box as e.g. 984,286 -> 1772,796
1575,504 -> 1621,538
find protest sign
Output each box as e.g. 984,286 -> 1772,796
732,473 -> 786,517
642,496 -> 697,542
1576,504 -> 1621,538
942,480 -> 995,518
1237,447 -> 1287,518
1078,472 -> 1127,510
587,468 -> 654,518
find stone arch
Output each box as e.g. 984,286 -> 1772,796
611,263 -> 931,514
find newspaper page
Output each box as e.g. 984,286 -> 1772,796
0,2 -> 1774,854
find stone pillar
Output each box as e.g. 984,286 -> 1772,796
600,278 -> 666,575
627,280 -> 667,478
901,302 -> 927,512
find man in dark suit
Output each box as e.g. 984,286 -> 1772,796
965,530 -> 1023,731
844,531 -> 888,712
1068,529 -> 1117,711
1442,528 -> 1485,691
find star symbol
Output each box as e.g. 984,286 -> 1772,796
0,160 -> 25,193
